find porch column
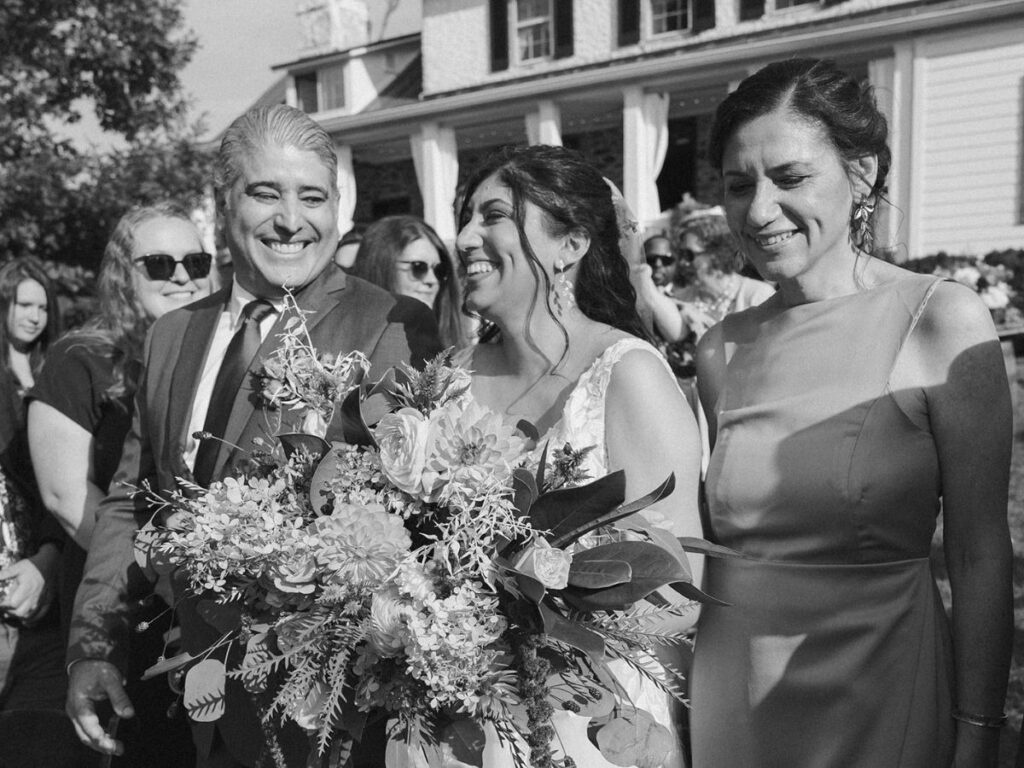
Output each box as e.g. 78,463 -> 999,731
622,86 -> 670,224
410,122 -> 459,242
335,143 -> 357,237
526,100 -> 563,146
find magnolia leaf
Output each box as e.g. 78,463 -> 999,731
184,658 -> 226,723
546,668 -> 616,719
567,553 -> 633,589
670,580 -> 730,607
534,441 -> 550,488
141,650 -> 195,681
196,598 -> 243,634
550,474 -> 676,550
515,573 -> 547,604
510,467 -> 539,521
529,471 -> 626,545
538,602 -> 605,661
677,537 -> 745,559
595,710 -> 675,768
336,383 -> 375,446
440,718 -> 486,766
562,541 -> 690,611
278,432 -> 330,461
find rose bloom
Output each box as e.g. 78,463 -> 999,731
514,539 -> 573,590
374,407 -> 430,497
313,501 -> 411,587
368,585 -> 408,656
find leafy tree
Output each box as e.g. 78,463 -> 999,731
0,0 -> 208,267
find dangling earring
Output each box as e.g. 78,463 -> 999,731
851,197 -> 876,254
552,259 -> 575,317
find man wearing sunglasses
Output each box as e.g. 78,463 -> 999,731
66,105 -> 441,768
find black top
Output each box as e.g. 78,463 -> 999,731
30,334 -> 133,494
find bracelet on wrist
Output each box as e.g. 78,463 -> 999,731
951,709 -> 1007,729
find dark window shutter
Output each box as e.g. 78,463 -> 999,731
739,0 -> 765,20
692,0 -> 715,32
554,0 -> 574,59
490,0 -> 509,72
618,0 -> 640,46
822,0 -> 845,6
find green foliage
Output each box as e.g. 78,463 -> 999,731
0,0 -> 210,270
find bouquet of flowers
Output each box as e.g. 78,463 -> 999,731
135,299 -> 725,768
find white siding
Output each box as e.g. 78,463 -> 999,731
916,24 -> 1024,256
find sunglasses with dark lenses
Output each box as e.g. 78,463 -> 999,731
646,254 -> 675,268
398,260 -> 450,282
134,252 -> 213,281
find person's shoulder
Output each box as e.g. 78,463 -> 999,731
916,276 -> 995,344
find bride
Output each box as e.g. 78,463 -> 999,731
455,145 -> 703,768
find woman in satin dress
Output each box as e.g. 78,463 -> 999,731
690,58 -> 1012,768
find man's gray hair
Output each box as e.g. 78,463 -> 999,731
214,104 -> 338,199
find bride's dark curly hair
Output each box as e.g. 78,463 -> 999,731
458,145 -> 649,343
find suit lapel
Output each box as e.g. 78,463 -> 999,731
166,296 -> 224,480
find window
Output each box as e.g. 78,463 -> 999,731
295,73 -> 318,114
293,64 -> 346,114
516,0 -> 553,62
490,0 -> 573,72
652,0 -> 689,34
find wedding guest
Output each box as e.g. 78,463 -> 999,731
691,58 -> 1012,767
350,215 -> 469,349
64,104 -> 440,768
333,224 -> 365,270
0,257 -> 76,762
643,234 -> 678,288
29,202 -> 215,766
457,144 -> 702,767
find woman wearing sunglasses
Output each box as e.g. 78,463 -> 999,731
350,214 -> 469,349
26,202 -> 213,766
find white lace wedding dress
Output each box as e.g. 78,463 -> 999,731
480,337 -> 689,768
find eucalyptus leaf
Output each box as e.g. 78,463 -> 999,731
184,658 -> 226,723
595,709 -> 675,768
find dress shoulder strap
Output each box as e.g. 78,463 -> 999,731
888,275 -> 946,383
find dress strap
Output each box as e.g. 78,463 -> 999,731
888,276 -> 946,383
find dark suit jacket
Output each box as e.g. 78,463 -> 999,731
67,266 -> 440,765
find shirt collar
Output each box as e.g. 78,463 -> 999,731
227,279 -> 284,328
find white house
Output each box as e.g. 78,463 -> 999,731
263,0 -> 1024,259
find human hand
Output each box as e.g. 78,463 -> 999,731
0,546 -> 58,622
679,303 -> 716,337
67,660 -> 134,756
630,263 -> 658,298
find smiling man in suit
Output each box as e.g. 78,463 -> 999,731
65,104 -> 440,767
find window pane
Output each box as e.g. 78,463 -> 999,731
320,63 -> 345,111
517,0 -> 549,21
775,0 -> 818,8
295,73 -> 318,113
652,0 -> 689,33
518,21 -> 551,61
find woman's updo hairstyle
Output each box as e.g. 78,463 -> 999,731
709,59 -> 891,250
458,144 -> 648,341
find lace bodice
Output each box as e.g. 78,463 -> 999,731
534,337 -> 675,482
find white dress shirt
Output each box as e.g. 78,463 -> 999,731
182,280 -> 280,470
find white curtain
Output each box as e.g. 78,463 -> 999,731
410,122 -> 459,242
623,89 -> 670,224
335,143 -> 357,237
